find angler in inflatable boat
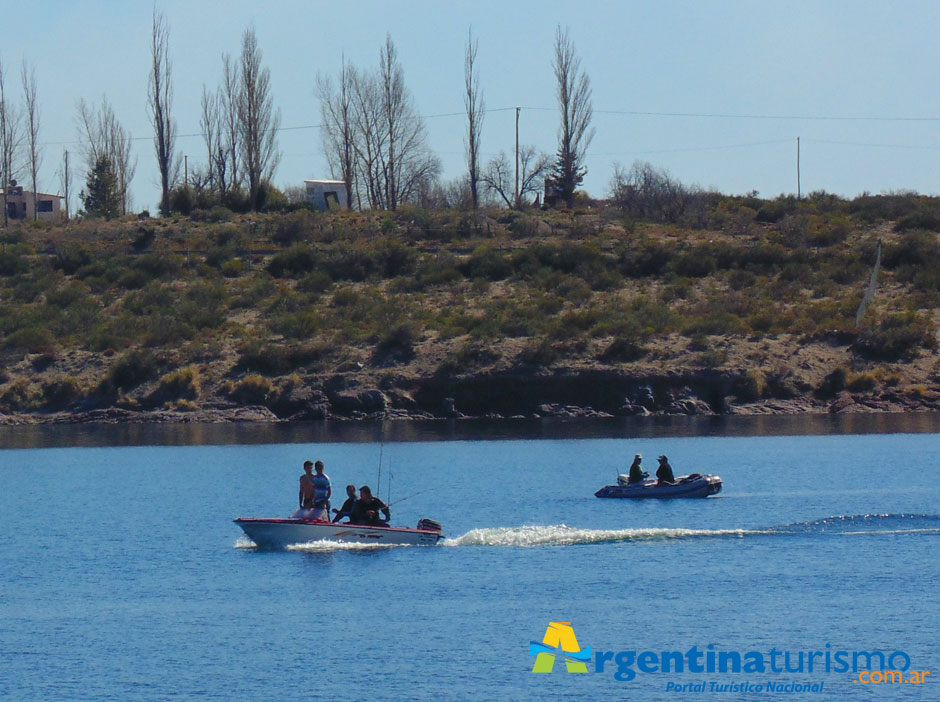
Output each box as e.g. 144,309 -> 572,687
596,454 -> 722,499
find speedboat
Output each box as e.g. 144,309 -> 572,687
234,516 -> 444,549
595,473 -> 722,499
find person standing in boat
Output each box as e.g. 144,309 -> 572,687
312,460 -> 332,520
294,460 -> 317,519
350,485 -> 390,526
656,455 -> 675,485
628,454 -> 648,484
332,484 -> 357,523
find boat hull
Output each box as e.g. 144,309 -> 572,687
595,474 -> 722,499
234,518 -> 444,549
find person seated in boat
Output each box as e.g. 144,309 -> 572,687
350,485 -> 390,527
656,455 -> 676,485
628,454 -> 648,484
332,484 -> 357,523
312,460 -> 332,519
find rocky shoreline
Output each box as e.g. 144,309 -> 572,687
3,369 -> 939,425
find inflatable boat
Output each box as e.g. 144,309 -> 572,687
595,473 -> 722,499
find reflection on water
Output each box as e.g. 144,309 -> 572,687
2,412 -> 940,449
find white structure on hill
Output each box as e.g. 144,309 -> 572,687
304,180 -> 348,211
1,182 -> 63,222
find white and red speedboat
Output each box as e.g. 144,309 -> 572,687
234,516 -> 444,549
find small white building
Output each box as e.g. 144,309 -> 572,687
304,179 -> 348,211
1,182 -> 63,223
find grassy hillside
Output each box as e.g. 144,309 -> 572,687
2,191 -> 940,421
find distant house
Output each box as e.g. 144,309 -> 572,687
1,182 -> 63,222
304,179 -> 348,211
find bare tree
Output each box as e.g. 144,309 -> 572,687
377,35 -> 439,210
464,28 -> 484,210
76,97 -> 137,215
348,67 -> 383,209
237,26 -> 280,211
220,54 -> 241,196
316,56 -> 355,209
0,57 -> 24,226
551,26 -> 594,207
148,10 -> 179,215
200,85 -> 227,197
21,60 -> 41,220
481,146 -> 551,208
325,40 -> 438,211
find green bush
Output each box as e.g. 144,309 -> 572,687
817,367 -> 847,397
53,245 -> 93,275
269,311 -> 323,340
235,342 -> 326,375
846,372 -> 877,392
460,245 -> 512,281
151,366 -> 201,403
271,211 -> 317,246
600,336 -> 647,362
682,312 -> 744,337
42,377 -> 83,410
373,323 -> 418,364
854,314 -> 937,361
104,350 -> 162,392
732,371 -> 764,402
267,244 -> 319,278
227,374 -> 273,404
298,271 -> 332,294
518,339 -> 562,367
5,327 -> 56,353
0,379 -> 39,412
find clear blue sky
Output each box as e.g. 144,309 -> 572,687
4,0 -> 940,212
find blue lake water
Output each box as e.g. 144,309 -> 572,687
1,417 -> 938,700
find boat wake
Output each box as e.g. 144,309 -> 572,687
286,540 -> 408,552
235,535 -> 408,551
774,513 -> 940,536
443,514 -> 940,548
443,524 -> 761,547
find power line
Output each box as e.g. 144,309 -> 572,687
589,138 -> 795,157
592,108 -> 940,123
802,137 -> 940,151
37,103 -> 940,150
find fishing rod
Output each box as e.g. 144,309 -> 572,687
388,487 -> 433,508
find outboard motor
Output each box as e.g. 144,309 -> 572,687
417,518 -> 442,533
616,474 -> 631,486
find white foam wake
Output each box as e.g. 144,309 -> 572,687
286,540 -> 409,552
443,524 -> 760,548
233,535 -> 408,551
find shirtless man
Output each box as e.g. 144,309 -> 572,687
298,460 -> 317,515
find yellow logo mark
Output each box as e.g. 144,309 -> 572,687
530,622 -> 590,673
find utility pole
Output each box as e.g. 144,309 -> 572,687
514,107 -> 520,208
63,149 -> 70,220
796,137 -> 801,200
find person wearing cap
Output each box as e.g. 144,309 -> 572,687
656,455 -> 675,485
628,454 -> 648,484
